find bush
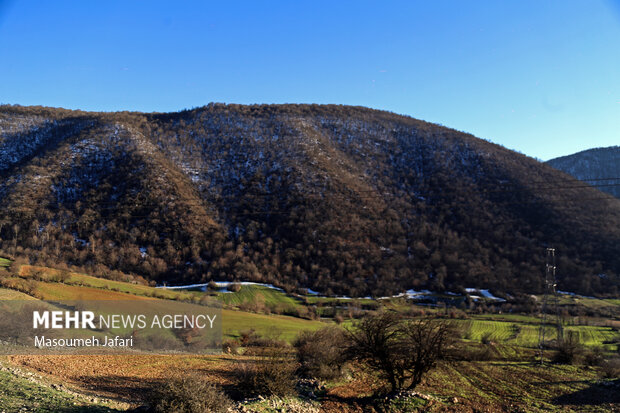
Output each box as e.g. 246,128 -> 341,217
552,331 -> 584,364
233,348 -> 298,397
149,374 -> 232,413
227,282 -> 242,292
239,329 -> 286,349
223,339 -> 239,355
600,358 -> 620,379
8,257 -> 28,275
584,347 -> 605,367
480,332 -> 493,345
345,312 -> 455,393
294,326 -> 347,380
457,343 -> 497,361
0,277 -> 39,297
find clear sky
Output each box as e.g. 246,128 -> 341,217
0,0 -> 619,160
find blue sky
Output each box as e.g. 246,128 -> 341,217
0,0 -> 619,160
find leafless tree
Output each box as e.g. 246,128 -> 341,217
345,312 -> 454,393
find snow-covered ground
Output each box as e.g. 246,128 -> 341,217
378,289 -> 433,300
158,281 -> 284,292
465,288 -> 505,302
159,280 -> 511,303
557,290 -> 597,299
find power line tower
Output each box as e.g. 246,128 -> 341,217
538,247 -> 563,364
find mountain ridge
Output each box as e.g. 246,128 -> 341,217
547,146 -> 620,199
1,103 -> 619,297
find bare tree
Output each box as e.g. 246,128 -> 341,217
345,312 -> 454,393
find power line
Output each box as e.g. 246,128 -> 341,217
538,248 -> 562,365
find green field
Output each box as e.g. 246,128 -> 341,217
19,265 -> 197,301
7,265 -> 620,351
456,318 -> 619,351
0,369 -> 114,412
4,269 -> 326,343
421,360 -> 615,412
216,284 -> 302,312
222,308 -> 324,341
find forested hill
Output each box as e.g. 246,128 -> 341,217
547,146 -> 620,199
1,104 -> 619,297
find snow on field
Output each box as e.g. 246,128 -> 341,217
159,281 -> 510,303
377,289 -> 432,300
157,281 -> 284,292
466,288 -> 505,302
557,290 -> 597,299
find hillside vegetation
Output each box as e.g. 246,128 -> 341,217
1,104 -> 620,297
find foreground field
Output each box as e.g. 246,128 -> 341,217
325,360 -> 619,412
5,353 -> 619,412
0,364 -> 119,411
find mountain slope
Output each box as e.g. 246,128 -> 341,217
1,104 -> 619,297
547,146 -> 620,199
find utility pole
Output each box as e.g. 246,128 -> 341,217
538,247 -> 562,364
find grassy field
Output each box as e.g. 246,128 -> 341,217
456,318 -> 619,350
417,361 -> 618,412
222,308 -> 323,341
4,270 -> 326,342
19,265 -> 196,301
304,295 -> 376,305
0,287 -> 37,300
0,368 -> 116,412
33,281 -> 155,301
216,284 -> 302,312
8,264 -> 619,349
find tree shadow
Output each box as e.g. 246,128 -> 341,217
73,374 -> 159,402
553,379 -> 620,406
0,115 -> 96,177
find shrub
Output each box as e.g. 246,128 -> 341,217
227,282 -> 242,292
294,326 -> 347,380
552,331 -> 584,364
149,374 -> 232,413
345,312 -> 455,393
9,257 -> 28,275
0,277 -> 39,297
233,348 -> 297,397
239,329 -> 286,349
480,332 -> 493,345
222,339 -> 239,355
600,358 -> 620,379
453,342 -> 497,362
295,305 -> 319,320
584,347 -> 605,367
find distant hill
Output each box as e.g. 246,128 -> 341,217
547,146 -> 620,199
1,104 -> 619,297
